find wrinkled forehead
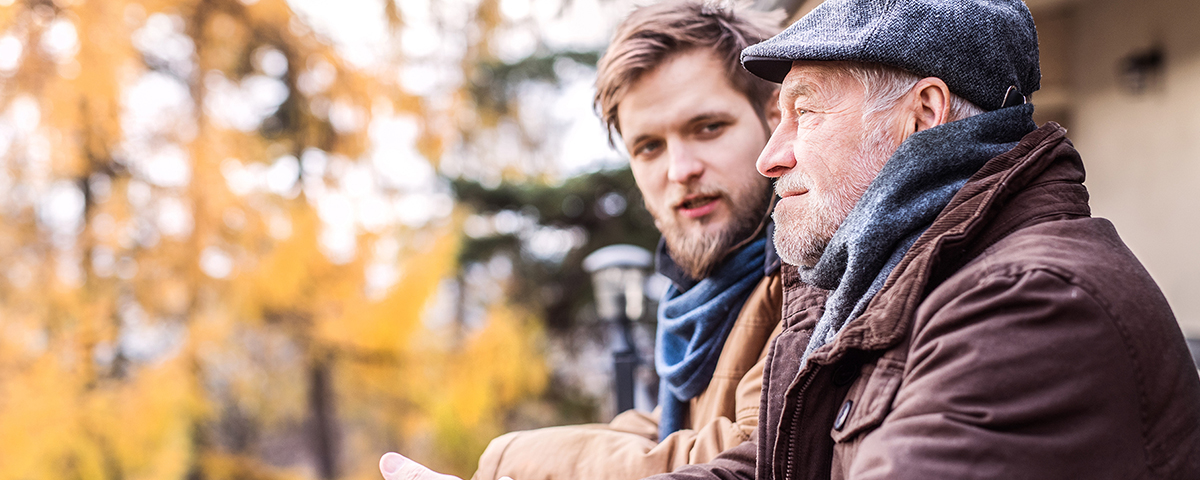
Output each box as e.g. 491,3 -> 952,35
779,61 -> 861,104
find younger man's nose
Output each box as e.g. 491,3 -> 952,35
666,145 -> 705,184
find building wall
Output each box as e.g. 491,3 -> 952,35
1033,0 -> 1200,335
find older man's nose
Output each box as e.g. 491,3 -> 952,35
757,128 -> 796,178
666,145 -> 705,183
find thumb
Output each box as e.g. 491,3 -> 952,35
379,452 -> 460,480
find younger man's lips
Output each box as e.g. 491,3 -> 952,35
677,196 -> 719,219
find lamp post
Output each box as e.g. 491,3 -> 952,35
583,244 -> 653,414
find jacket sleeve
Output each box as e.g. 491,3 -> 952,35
643,437 -> 757,480
471,340 -> 775,480
846,269 -> 1149,479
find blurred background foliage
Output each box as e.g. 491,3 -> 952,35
0,0 -> 654,478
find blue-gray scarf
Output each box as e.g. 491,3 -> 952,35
799,104 -> 1037,366
655,235 -> 770,440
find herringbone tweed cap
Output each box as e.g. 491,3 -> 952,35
741,0 -> 1041,111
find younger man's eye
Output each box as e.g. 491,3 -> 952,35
635,140 -> 662,157
699,122 -> 726,135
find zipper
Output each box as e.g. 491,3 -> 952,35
782,364 -> 819,480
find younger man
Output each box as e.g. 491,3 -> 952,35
472,2 -> 784,478
379,2 -> 790,479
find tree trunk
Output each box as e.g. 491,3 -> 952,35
310,359 -> 338,480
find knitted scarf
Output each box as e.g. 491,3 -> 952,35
799,104 -> 1037,366
655,235 -> 768,440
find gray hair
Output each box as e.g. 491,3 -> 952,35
845,63 -> 986,132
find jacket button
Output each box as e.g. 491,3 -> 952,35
834,400 -> 853,431
832,361 -> 859,386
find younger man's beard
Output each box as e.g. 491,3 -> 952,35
656,184 -> 772,280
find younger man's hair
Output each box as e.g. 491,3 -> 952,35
594,1 -> 783,144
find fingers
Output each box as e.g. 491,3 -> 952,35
379,452 -> 461,480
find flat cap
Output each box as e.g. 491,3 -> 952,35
741,0 -> 1040,111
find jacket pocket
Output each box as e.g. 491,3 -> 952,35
830,356 -> 904,443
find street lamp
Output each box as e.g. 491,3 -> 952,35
583,244 -> 653,414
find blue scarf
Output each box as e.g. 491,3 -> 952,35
799,104 -> 1038,366
655,236 -> 768,440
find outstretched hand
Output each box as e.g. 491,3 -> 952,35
380,453 -> 459,480
379,452 -> 513,480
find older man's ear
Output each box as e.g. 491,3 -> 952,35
903,77 -> 953,139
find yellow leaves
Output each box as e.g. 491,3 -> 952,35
197,453 -> 308,480
319,228 -> 459,355
0,350 -> 198,480
0,5 -> 19,27
473,0 -> 504,61
17,1 -> 136,178
82,357 -> 200,480
153,276 -> 193,317
202,12 -> 251,74
455,306 -> 549,418
415,127 -> 446,169
240,0 -> 296,34
0,356 -> 81,480
0,0 -> 558,477
236,204 -> 325,315
322,223 -> 550,477
402,303 -> 549,476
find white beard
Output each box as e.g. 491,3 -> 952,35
771,123 -> 899,268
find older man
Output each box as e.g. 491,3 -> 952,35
650,0 -> 1200,479
380,2 -> 792,479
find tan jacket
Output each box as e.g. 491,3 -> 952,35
471,271 -> 784,480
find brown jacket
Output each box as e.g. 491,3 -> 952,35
656,123 -> 1200,480
472,271 -> 784,480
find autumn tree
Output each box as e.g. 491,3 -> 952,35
0,0 -> 548,479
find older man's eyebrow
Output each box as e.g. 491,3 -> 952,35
781,81 -> 815,102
